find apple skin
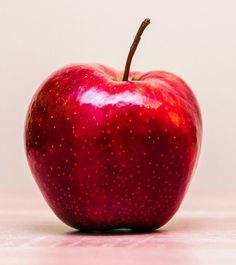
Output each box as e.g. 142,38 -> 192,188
25,64 -> 202,231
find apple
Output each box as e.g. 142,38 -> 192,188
25,19 -> 202,232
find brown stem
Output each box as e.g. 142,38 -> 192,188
122,18 -> 151,81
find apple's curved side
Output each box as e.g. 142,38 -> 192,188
163,70 -> 202,227
146,70 -> 202,226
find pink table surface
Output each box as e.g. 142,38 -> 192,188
0,190 -> 236,265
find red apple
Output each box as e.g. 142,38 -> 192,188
25,19 -> 202,231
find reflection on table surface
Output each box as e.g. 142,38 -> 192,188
0,190 -> 236,265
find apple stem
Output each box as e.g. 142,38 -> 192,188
122,18 -> 151,81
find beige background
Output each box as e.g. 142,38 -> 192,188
0,0 -> 235,191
